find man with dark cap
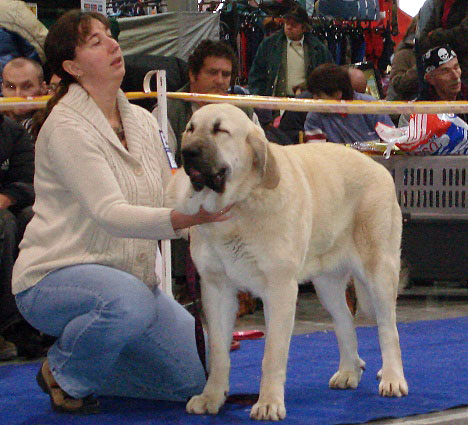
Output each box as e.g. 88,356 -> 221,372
399,45 -> 466,127
248,4 -> 332,97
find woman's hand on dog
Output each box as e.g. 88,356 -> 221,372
171,205 -> 233,230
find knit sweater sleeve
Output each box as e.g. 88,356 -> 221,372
45,121 -> 179,241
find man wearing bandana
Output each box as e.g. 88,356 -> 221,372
398,45 -> 467,127
417,0 -> 467,88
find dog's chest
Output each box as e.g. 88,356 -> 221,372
221,234 -> 255,263
201,228 -> 265,291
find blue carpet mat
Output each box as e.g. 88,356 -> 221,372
1,317 -> 467,424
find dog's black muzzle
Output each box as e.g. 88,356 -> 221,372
182,147 -> 227,193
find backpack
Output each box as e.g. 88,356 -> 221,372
317,0 -> 380,21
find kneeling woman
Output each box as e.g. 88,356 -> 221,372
12,10 -> 229,414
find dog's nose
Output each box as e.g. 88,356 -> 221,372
181,146 -> 202,165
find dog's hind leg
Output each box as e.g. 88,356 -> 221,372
186,275 -> 238,415
355,195 -> 408,397
361,253 -> 408,397
250,280 -> 298,421
313,272 -> 366,390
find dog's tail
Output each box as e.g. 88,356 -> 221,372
352,278 -> 375,320
352,264 -> 408,320
398,258 -> 410,293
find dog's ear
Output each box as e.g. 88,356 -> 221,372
246,122 -> 280,189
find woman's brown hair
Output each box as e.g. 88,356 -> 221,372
307,63 -> 355,100
32,10 -> 110,138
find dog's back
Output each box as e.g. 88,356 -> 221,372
266,142 -> 401,283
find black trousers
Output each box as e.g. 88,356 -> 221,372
0,206 -> 33,332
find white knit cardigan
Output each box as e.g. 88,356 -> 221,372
13,84 -> 180,294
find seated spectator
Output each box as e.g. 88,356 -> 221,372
279,64 -> 390,144
0,113 -> 46,360
348,68 -> 368,94
304,63 -> 394,143
398,45 -> 466,127
153,39 -> 259,165
2,57 -> 47,133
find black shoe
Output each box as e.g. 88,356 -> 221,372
0,335 -> 17,361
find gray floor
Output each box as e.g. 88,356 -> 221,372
234,285 -> 468,424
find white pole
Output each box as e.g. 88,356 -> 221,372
155,70 -> 173,298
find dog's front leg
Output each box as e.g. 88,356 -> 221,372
251,281 -> 298,421
186,276 -> 238,415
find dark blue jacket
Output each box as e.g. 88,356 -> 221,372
0,115 -> 35,209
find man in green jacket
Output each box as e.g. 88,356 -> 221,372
248,4 -> 332,97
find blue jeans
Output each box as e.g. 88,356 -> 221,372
16,264 -> 206,401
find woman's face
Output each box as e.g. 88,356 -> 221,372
66,18 -> 125,87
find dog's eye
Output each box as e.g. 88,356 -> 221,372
212,121 -> 230,135
187,123 -> 195,133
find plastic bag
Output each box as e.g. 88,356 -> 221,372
375,114 -> 468,158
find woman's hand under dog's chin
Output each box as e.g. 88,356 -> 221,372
170,204 -> 233,230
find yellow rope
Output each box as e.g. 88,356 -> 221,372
1,92 -> 467,114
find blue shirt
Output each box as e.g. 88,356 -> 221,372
304,92 -> 394,143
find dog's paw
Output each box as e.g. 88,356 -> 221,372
250,398 -> 286,421
186,392 -> 226,415
329,368 -> 363,389
359,358 -> 366,370
377,368 -> 383,380
378,371 -> 408,397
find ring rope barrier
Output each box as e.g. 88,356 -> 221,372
2,92 -> 468,114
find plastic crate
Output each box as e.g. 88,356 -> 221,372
371,155 -> 468,281
373,156 -> 468,222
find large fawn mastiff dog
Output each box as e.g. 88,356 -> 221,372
165,103 -> 408,421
